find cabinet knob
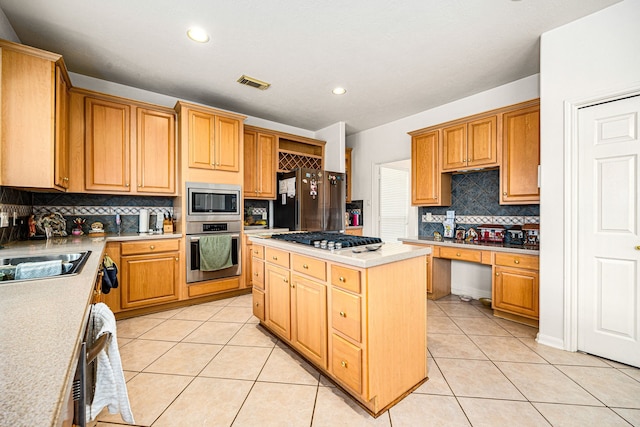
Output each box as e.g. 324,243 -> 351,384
503,192 -> 507,195
255,302 -> 260,307
62,177 -> 69,182
496,272 -> 500,276
339,276 -> 345,282
273,256 -> 278,260
290,284 -> 295,288
339,311 -> 346,317
514,259 -> 520,264
175,257 -> 179,261
255,272 -> 259,276
283,278 -> 288,283
125,183 -> 130,187
150,245 -> 155,250
467,158 -> 471,162
456,252 -> 461,257
303,264 -> 308,269
635,246 -> 640,250
341,360 -> 348,368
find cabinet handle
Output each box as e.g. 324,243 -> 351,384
283,278 -> 288,283
496,272 -> 500,276
339,276 -> 346,282
254,272 -> 259,276
503,192 -> 507,195
467,158 -> 471,162
291,284 -> 295,288
125,183 -> 130,187
635,246 -> 640,250
175,257 -> 179,261
272,256 -> 278,260
456,252 -> 461,257
341,360 -> 348,368
62,177 -> 69,182
514,259 -> 520,264
150,245 -> 155,250
303,264 -> 308,269
339,311 -> 346,317
255,302 -> 260,307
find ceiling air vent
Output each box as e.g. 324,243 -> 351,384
237,75 -> 271,90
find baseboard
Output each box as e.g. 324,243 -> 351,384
536,333 -> 565,350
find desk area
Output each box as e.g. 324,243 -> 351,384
400,236 -> 539,327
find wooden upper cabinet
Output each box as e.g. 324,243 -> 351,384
441,115 -> 498,172
411,130 -> 451,206
244,128 -> 276,199
501,103 -> 540,204
85,97 -> 131,192
187,108 -> 240,172
137,108 -> 175,194
0,41 -> 71,190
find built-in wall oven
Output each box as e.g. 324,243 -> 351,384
186,182 -> 242,284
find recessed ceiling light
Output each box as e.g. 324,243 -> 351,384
332,87 -> 347,95
187,27 -> 209,43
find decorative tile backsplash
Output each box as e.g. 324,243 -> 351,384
418,170 -> 539,239
0,186 -> 176,244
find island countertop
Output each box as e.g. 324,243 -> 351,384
399,236 -> 539,255
0,232 -> 181,427
249,236 -> 430,268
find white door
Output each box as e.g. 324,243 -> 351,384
577,95 -> 640,367
378,164 -> 410,242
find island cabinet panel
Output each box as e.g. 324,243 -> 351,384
291,274 -> 328,368
254,238 -> 428,416
253,288 -> 265,321
265,264 -> 292,339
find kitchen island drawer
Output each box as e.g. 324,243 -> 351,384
331,334 -> 363,394
265,247 -> 290,268
251,258 -> 265,289
292,254 -> 326,281
253,288 -> 265,321
331,288 -> 362,342
251,244 -> 264,259
331,265 -> 361,293
121,239 -> 179,256
495,252 -> 538,270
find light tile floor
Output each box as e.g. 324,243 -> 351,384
96,294 -> 640,427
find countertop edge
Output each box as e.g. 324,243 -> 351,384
399,236 -> 539,255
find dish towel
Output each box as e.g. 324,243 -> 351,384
14,260 -> 62,280
199,235 -> 233,271
86,303 -> 134,424
101,255 -> 119,294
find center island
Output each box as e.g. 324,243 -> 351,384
248,234 -> 430,416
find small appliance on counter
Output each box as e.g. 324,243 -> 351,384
138,208 -> 149,233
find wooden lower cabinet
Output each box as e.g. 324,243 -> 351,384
256,241 -> 427,416
119,239 -> 180,309
252,288 -> 265,321
344,228 -> 363,236
493,265 -> 539,321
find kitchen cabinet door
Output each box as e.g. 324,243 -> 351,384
441,116 -> 498,172
188,109 -> 216,170
441,124 -> 467,171
493,265 -> 539,319
136,108 -> 176,194
244,129 -> 276,199
0,43 -> 71,190
501,104 -> 540,204
120,251 -> 180,309
291,274 -> 328,368
266,264 -> 291,339
85,97 -> 131,192
411,130 -> 451,206
215,115 -> 240,172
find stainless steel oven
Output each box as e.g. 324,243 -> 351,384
186,182 -> 241,222
186,220 -> 241,283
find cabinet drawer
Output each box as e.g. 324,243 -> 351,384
331,265 -> 361,293
253,288 -> 265,321
292,254 -> 326,281
494,252 -> 538,270
438,247 -> 482,263
266,247 -> 290,268
251,244 -> 264,259
331,334 -> 362,394
121,239 -> 180,256
251,258 -> 265,289
331,288 -> 362,342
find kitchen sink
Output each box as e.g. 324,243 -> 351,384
0,251 -> 92,282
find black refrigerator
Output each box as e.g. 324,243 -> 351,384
274,168 -> 346,232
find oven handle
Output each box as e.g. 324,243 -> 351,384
189,233 -> 240,241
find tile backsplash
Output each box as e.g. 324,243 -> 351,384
418,170 -> 539,238
0,186 -> 175,244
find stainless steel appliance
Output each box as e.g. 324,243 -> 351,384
186,182 -> 241,222
270,232 -> 382,249
185,220 -> 241,283
273,168 -> 346,231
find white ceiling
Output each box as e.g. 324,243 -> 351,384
0,0 -> 619,135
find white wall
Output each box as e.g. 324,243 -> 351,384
69,73 -> 317,138
315,122 -> 346,172
539,0 -> 640,349
0,7 -> 18,43
347,75 -> 540,237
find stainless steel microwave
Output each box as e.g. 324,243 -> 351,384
186,182 -> 241,222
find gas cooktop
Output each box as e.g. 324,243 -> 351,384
270,232 -> 382,248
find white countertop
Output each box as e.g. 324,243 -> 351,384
249,236 -> 430,268
399,236 -> 539,255
0,233 -> 181,427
